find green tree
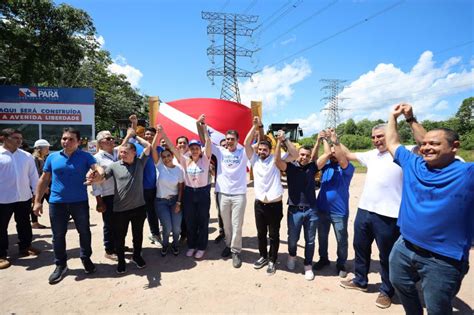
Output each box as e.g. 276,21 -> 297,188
455,97 -> 473,134
344,118 -> 357,135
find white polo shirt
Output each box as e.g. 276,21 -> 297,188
0,146 -> 39,203
356,146 -> 414,218
212,144 -> 248,194
250,153 -> 283,203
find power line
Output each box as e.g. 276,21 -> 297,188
260,0 -> 405,70
242,0 -> 258,14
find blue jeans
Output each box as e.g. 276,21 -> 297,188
101,195 -> 115,252
183,186 -> 211,250
317,211 -> 348,267
287,206 -> 318,266
353,208 -> 399,297
155,196 -> 182,247
49,201 -> 92,266
389,236 -> 469,315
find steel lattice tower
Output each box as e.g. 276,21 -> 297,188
320,79 -> 347,129
202,11 -> 258,103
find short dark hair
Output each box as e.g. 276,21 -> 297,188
226,130 -> 239,139
300,145 -> 313,152
63,127 -> 80,141
176,136 -> 189,145
160,148 -> 173,157
432,128 -> 460,146
258,140 -> 272,150
145,127 -> 156,134
1,128 -> 22,138
121,143 -> 136,152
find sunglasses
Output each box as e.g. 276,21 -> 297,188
102,137 -> 114,141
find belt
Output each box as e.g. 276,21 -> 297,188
404,239 -> 461,266
157,195 -> 177,201
289,205 -> 311,211
185,184 -> 211,192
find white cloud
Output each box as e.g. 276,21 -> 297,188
108,55 -> 143,88
280,35 -> 296,46
336,51 -> 474,121
292,112 -> 326,137
95,35 -> 105,48
239,57 -> 311,110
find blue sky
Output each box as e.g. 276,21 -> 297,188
62,0 -> 474,135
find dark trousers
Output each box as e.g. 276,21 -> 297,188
144,188 -> 160,236
31,193 -> 49,223
215,192 -> 225,236
0,200 -> 33,257
183,185 -> 211,250
255,200 -> 283,263
353,208 -> 399,297
49,201 -> 92,266
112,206 -> 146,262
101,195 -> 115,252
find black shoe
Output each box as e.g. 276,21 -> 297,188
232,253 -> 242,268
132,255 -> 146,269
313,258 -> 330,270
116,260 -> 126,274
214,233 -> 225,244
81,257 -> 96,274
161,245 -> 169,257
221,247 -> 231,258
48,265 -> 68,284
266,261 -> 276,275
172,245 -> 180,256
253,257 -> 268,269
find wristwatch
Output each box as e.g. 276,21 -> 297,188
406,116 -> 417,123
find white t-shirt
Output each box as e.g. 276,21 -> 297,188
250,153 -> 283,202
179,151 -> 211,188
356,146 -> 414,218
155,163 -> 184,198
212,144 -> 248,194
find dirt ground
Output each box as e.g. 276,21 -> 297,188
1,173 -> 472,314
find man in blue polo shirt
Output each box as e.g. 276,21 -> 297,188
314,129 -> 354,278
386,104 -> 473,315
34,127 -> 104,284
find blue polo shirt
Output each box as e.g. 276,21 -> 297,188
134,143 -> 163,190
394,146 -> 474,261
44,149 -> 97,203
317,161 -> 354,216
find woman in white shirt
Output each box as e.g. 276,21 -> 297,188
154,148 -> 184,256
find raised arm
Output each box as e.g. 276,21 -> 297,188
157,124 -> 181,160
402,104 -> 426,146
129,114 -> 138,130
120,127 -> 136,147
275,130 -> 288,171
311,131 -> 325,162
386,104 -> 404,157
151,125 -> 161,164
136,135 -> 151,155
339,143 -> 358,161
329,129 -> 349,169
244,116 -> 259,160
198,114 -> 212,158
316,130 -> 331,169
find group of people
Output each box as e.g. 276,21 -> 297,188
0,104 -> 471,315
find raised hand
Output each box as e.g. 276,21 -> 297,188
253,116 -> 261,126
129,114 -> 138,123
197,114 -> 206,124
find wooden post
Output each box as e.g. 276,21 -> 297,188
148,96 -> 160,127
249,100 -> 262,181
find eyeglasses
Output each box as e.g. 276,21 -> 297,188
103,137 -> 114,141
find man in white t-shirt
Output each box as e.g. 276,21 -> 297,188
212,128 -> 248,268
340,120 -> 425,309
244,117 -> 298,275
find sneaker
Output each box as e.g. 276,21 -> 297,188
81,257 -> 96,274
266,261 -> 276,275
19,246 -> 41,257
116,260 -> 126,274
286,256 -> 296,271
186,249 -> 195,257
149,234 -> 162,246
214,233 -> 225,244
48,265 -> 68,284
253,257 -> 268,269
232,253 -> 242,268
0,257 -> 11,269
31,222 -> 46,229
304,265 -> 315,281
104,250 -> 118,261
194,250 -> 205,259
312,258 -> 330,270
172,245 -> 180,256
337,265 -> 348,278
340,279 -> 368,292
221,247 -> 231,258
131,255 -> 146,269
161,245 -> 169,257
375,293 -> 392,309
